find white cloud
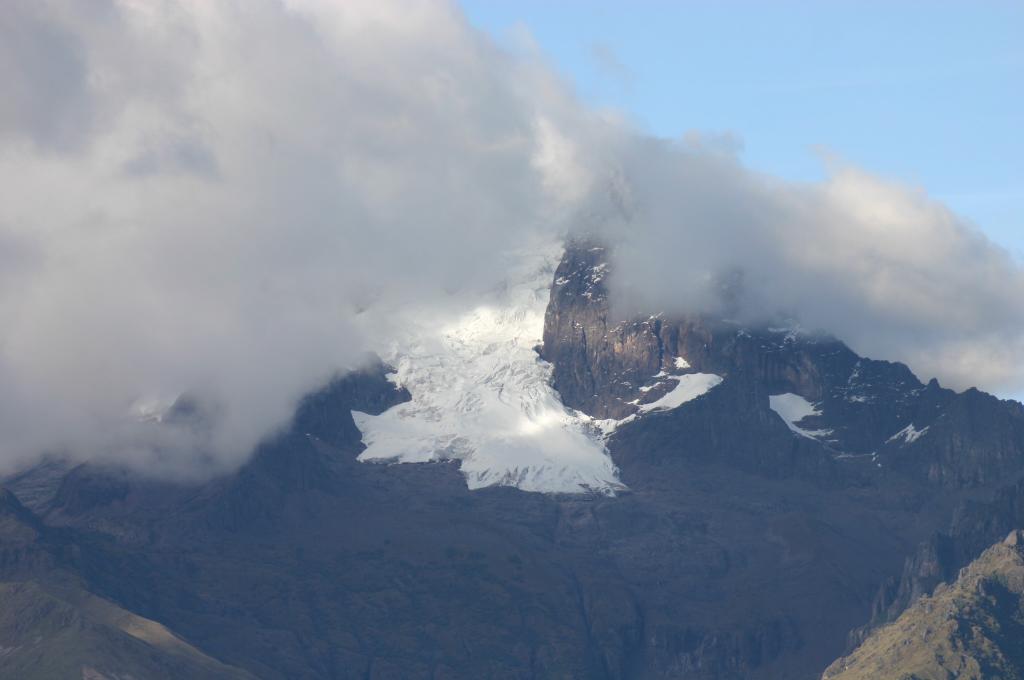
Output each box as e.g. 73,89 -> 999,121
0,0 -> 1020,477
0,0 -> 596,476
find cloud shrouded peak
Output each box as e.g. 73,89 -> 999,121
587,140 -> 1024,393
0,0 -> 1021,478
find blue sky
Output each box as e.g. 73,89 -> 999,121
463,2 -> 1023,261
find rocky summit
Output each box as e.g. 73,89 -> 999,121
2,241 -> 1024,679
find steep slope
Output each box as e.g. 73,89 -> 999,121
856,475 -> 1024,646
0,489 -> 253,680
0,580 -> 255,680
823,530 -> 1024,680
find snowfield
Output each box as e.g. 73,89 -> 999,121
638,373 -> 723,413
769,393 -> 834,439
888,423 -> 929,444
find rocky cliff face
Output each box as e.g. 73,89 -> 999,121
544,238 -> 1024,490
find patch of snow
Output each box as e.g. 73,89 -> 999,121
847,361 -> 862,384
353,239 -> 624,495
768,393 -> 833,439
585,371 -> 721,436
129,396 -> 176,424
887,423 -> 929,444
673,356 -> 691,370
638,374 -> 722,413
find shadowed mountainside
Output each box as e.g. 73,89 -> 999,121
1,244 -> 1023,679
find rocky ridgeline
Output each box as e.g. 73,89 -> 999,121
543,237 -> 1024,489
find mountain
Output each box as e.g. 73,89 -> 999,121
823,530 -> 1024,680
2,240 -> 1024,679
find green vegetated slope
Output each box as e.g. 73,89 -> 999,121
823,530 -> 1024,680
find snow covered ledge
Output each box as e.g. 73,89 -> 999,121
768,393 -> 833,439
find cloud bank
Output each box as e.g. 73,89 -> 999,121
0,0 -> 594,476
0,0 -> 1020,477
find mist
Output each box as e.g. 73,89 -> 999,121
1,0 -> 1021,478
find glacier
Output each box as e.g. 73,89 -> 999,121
353,240 -> 626,495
